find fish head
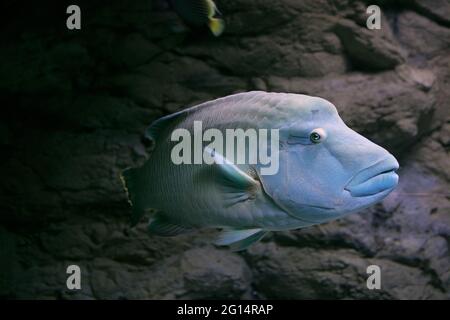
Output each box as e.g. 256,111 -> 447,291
259,95 -> 399,225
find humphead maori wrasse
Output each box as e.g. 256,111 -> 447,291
121,91 -> 399,250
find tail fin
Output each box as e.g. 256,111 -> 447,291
120,167 -> 147,226
208,18 -> 225,36
121,167 -> 191,236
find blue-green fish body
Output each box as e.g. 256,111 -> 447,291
122,91 -> 399,250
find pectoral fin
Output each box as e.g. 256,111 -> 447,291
205,146 -> 258,189
214,228 -> 267,251
205,147 -> 260,207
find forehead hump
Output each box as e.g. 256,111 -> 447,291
242,92 -> 339,128
199,92 -> 339,128
282,94 -> 338,119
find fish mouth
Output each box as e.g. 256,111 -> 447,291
345,156 -> 399,197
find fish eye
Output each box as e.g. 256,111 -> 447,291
309,128 -> 327,144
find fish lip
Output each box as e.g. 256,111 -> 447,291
344,156 -> 399,197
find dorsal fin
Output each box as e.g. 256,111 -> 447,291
144,92 -> 272,142
144,109 -> 187,142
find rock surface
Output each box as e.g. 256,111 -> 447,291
0,0 -> 449,299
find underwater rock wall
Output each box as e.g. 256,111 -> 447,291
0,0 -> 449,299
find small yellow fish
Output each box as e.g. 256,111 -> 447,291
170,0 -> 225,36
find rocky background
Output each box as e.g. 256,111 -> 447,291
0,0 -> 449,299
